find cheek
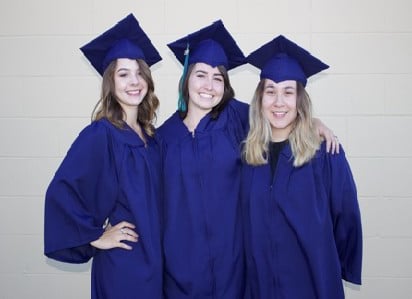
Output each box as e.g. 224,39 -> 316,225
261,97 -> 273,111
286,96 -> 297,108
215,86 -> 225,104
288,102 -> 298,120
261,104 -> 272,120
187,86 -> 196,100
216,82 -> 225,94
114,77 -> 125,90
113,81 -> 121,96
140,76 -> 149,88
187,79 -> 197,95
187,75 -> 198,88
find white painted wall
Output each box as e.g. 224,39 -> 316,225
1,0 -> 411,298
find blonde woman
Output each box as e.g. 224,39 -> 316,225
241,35 -> 362,299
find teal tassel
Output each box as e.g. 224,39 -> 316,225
178,43 -> 190,112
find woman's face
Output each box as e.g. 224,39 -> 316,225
187,62 -> 225,114
261,79 -> 298,141
114,58 -> 148,112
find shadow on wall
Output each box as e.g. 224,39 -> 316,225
344,281 -> 361,291
45,258 -> 91,272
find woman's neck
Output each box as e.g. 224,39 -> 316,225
124,110 -> 146,143
123,106 -> 139,126
271,126 -> 293,142
271,136 -> 288,142
183,107 -> 210,132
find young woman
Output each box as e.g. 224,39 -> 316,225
241,35 -> 362,299
158,20 -> 249,299
158,21 -> 339,298
44,14 -> 163,299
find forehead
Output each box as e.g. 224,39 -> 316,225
115,58 -> 140,69
192,62 -> 223,74
264,79 -> 296,88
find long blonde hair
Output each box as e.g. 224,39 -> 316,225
92,59 -> 159,136
242,80 -> 321,167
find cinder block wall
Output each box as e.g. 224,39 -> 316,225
1,0 -> 411,298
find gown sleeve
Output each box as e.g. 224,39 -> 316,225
226,99 -> 250,148
327,145 -> 363,284
44,122 -> 119,263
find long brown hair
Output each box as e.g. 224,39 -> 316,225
92,59 -> 159,136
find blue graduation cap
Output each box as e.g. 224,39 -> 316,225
167,20 -> 245,111
247,35 -> 329,86
167,19 -> 245,71
80,13 -> 162,76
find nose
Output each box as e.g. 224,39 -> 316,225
130,74 -> 140,85
273,94 -> 284,106
204,77 -> 213,90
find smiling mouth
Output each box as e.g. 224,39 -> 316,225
199,93 -> 213,99
127,90 -> 141,95
273,112 -> 287,117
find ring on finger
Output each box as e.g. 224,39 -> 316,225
120,228 -> 126,234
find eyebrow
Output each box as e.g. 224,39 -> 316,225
264,83 -> 295,89
194,69 -> 223,77
116,68 -> 142,75
116,68 -> 130,72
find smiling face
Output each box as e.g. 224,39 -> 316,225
187,62 -> 225,115
113,58 -> 148,113
261,79 -> 298,141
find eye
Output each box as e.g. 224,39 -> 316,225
214,76 -> 223,82
117,71 -> 128,78
264,88 -> 275,95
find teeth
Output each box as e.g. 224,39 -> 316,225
199,93 -> 213,99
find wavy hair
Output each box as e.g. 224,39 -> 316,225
242,80 -> 320,167
92,59 -> 159,136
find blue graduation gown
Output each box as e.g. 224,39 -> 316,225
241,142 -> 362,299
157,99 -> 249,299
44,118 -> 163,299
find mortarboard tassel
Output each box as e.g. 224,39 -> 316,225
178,43 -> 190,112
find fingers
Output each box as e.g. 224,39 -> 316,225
115,221 -> 139,250
118,242 -> 133,250
332,135 -> 340,154
115,221 -> 136,230
119,227 -> 139,238
115,227 -> 138,250
326,138 -> 332,153
313,118 -> 340,154
116,221 -> 139,239
328,135 -> 340,154
117,233 -> 138,250
119,227 -> 139,241
326,134 -> 340,154
91,221 -> 139,250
